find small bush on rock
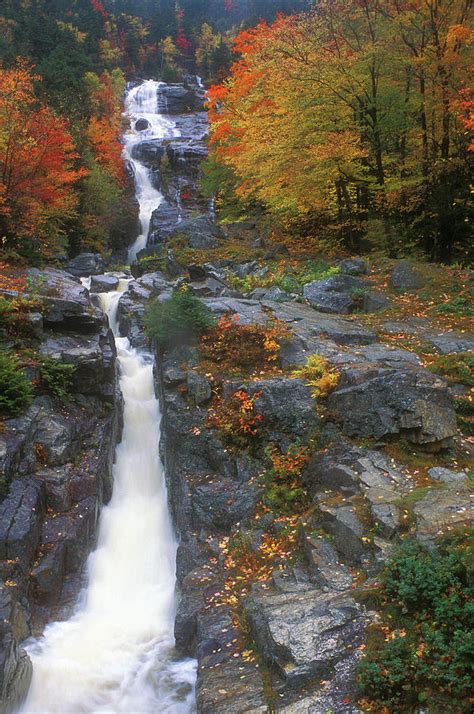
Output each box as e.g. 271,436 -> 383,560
39,358 -> 76,400
200,314 -> 288,375
357,531 -> 474,712
292,354 -> 340,398
0,351 -> 34,416
144,287 -> 214,350
207,389 -> 263,448
262,442 -> 310,514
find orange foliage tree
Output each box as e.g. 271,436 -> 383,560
0,61 -> 85,259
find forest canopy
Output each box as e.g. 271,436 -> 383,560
206,0 -> 473,263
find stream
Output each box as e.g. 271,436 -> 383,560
19,81 -> 197,714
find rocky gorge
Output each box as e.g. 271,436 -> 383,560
0,79 -> 472,713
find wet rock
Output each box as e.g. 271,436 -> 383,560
89,275 -> 119,293
168,216 -> 226,250
166,140 -> 208,175
303,275 -> 367,314
244,588 -> 366,687
338,258 -> 368,276
390,260 -> 424,291
134,118 -> 150,131
130,140 -> 165,166
30,543 -> 67,602
67,253 -> 105,277
328,365 -> 456,449
0,479 -> 44,565
0,584 -> 32,714
196,607 -> 268,713
117,273 -> 171,347
157,83 -> 205,113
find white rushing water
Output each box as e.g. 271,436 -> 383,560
20,82 -> 196,714
124,80 -> 180,263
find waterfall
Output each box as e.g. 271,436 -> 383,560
19,82 -> 197,714
123,80 -> 180,263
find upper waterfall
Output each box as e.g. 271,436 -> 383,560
123,81 -> 180,263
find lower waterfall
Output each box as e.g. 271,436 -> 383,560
19,80 -> 197,713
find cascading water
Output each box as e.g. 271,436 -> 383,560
19,82 -> 197,714
124,80 -> 180,263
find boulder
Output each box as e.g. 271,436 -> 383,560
428,467 -> 467,484
234,378 -> 319,447
413,486 -> 474,542
390,260 -> 424,290
134,118 -> 150,131
262,286 -> 292,302
89,275 -> 119,293
303,275 -> 367,314
28,267 -> 105,333
147,201 -> 180,245
67,253 -> 104,277
39,329 -> 117,401
362,290 -> 391,313
338,258 -> 368,275
328,366 -> 457,450
427,331 -> 474,354
244,588 -> 366,687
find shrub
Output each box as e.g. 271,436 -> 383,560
39,358 -> 76,400
262,442 -> 310,514
207,389 -> 263,448
357,532 -> 474,712
144,287 -> 214,350
434,296 -> 473,317
427,352 -> 474,387
291,354 -> 340,398
0,351 -> 34,416
0,294 -> 43,338
200,314 -> 288,375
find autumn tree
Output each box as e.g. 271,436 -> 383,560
0,61 -> 85,260
207,1 -> 473,261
